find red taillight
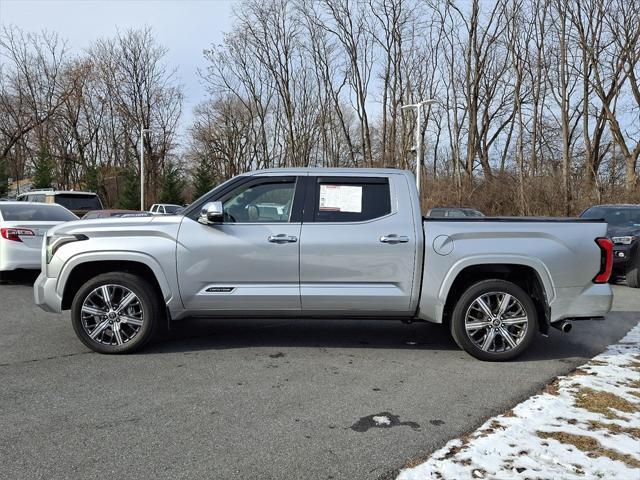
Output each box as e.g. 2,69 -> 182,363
593,237 -> 613,284
0,227 -> 35,242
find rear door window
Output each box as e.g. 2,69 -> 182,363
309,177 -> 391,223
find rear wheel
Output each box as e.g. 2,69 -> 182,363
450,279 -> 538,361
71,272 -> 161,353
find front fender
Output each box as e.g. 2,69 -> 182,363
56,250 -> 174,303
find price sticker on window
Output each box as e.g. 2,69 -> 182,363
319,185 -> 362,213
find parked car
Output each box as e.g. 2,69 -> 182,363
83,209 -> 144,220
426,207 -> 485,218
34,168 -> 613,360
1,202 -> 77,273
17,189 -> 103,217
120,212 -> 153,218
149,204 -> 183,215
580,204 -> 640,288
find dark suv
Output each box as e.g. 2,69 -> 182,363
581,204 -> 640,288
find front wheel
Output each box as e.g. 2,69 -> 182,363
450,279 -> 538,361
71,272 -> 161,354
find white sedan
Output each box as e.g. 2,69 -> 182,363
0,202 -> 77,272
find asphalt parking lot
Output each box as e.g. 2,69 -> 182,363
1,274 -> 638,480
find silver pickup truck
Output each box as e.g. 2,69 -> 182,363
34,168 -> 614,360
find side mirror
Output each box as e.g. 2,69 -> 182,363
198,201 -> 224,225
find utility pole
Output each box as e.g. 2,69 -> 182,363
140,126 -> 151,211
401,99 -> 438,195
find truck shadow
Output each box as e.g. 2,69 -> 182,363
148,314 -> 637,362
152,318 -> 461,353
0,269 -> 40,286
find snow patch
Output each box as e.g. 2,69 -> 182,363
397,322 -> 640,480
373,415 -> 391,426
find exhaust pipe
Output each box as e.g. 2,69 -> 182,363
552,320 -> 572,333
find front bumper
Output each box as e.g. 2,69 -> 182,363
33,272 -> 63,313
612,245 -> 635,271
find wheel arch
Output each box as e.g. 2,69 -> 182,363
441,261 -> 552,334
59,255 -> 172,311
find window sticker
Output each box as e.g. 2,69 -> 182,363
319,185 -> 362,213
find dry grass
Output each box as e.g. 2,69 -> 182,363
543,380 -> 560,395
589,360 -> 608,366
628,380 -> 640,389
442,432 -> 475,459
403,456 -> 428,469
422,173 -> 640,217
574,388 -> 639,420
537,431 -> 640,468
587,421 -> 640,440
488,420 -> 505,431
569,368 -> 595,377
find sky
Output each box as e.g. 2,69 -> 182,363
0,0 -> 237,137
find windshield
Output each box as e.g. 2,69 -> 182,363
55,194 -> 102,211
0,204 -> 77,221
581,207 -> 640,227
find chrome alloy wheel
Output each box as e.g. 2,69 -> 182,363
80,284 -> 144,346
464,291 -> 529,353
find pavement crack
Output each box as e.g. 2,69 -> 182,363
0,350 -> 91,367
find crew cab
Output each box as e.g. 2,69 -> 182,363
34,169 -> 614,360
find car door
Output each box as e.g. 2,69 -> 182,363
299,174 -> 418,315
176,175 -> 304,314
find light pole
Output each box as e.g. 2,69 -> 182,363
139,126 -> 151,211
401,99 -> 438,195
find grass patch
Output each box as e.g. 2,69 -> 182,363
537,431 -> 640,469
574,388 -> 639,420
589,360 -> 608,366
543,380 -> 560,395
403,456 -> 428,469
628,380 -> 640,389
587,421 -> 640,440
488,420 -> 505,431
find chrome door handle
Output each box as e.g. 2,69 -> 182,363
380,234 -> 409,244
268,234 -> 298,244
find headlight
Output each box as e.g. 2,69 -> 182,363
611,236 -> 636,245
46,233 -> 88,264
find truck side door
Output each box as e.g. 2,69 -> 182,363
176,175 -> 304,314
299,174 -> 418,315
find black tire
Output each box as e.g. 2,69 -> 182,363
626,261 -> 639,288
71,272 -> 162,354
450,279 -> 538,361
